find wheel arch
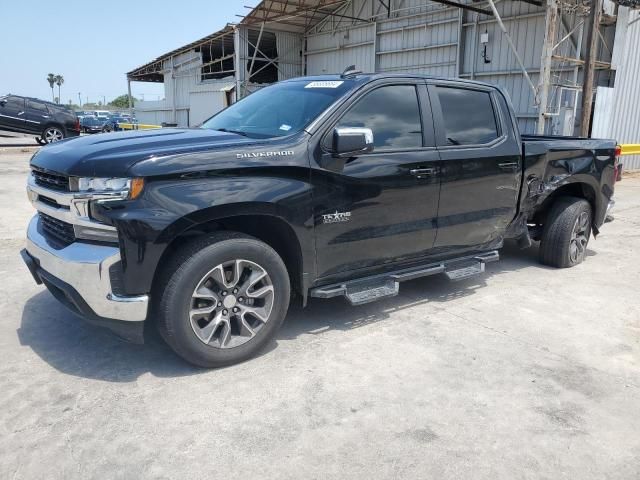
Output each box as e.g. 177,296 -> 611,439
532,181 -> 600,234
154,209 -> 308,304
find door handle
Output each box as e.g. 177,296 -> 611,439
410,167 -> 436,178
17,111 -> 24,116
498,162 -> 519,171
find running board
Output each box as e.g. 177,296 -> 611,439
310,251 -> 499,306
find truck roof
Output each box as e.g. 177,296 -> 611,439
281,72 -> 494,89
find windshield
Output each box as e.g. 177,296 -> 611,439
201,80 -> 352,138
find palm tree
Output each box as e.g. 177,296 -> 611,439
46,73 -> 56,101
54,75 -> 64,104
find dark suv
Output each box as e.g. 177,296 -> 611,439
0,94 -> 80,144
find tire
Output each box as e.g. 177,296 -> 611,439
41,125 -> 65,144
103,125 -> 112,133
157,232 -> 290,367
539,197 -> 592,268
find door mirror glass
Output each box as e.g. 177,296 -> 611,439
332,127 -> 374,156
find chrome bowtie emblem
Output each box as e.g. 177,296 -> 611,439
322,211 -> 352,224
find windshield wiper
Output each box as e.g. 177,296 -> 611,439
215,128 -> 249,137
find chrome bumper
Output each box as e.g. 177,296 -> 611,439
25,215 -> 148,322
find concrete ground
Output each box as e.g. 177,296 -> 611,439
1,150 -> 639,480
0,130 -> 40,149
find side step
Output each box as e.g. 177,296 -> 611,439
310,250 -> 499,306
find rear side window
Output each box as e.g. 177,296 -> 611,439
337,85 -> 423,150
436,87 -> 499,146
28,100 -> 49,113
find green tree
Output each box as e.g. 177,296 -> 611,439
54,75 -> 64,104
46,73 -> 56,101
110,94 -> 137,109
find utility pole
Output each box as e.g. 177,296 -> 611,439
78,92 -> 82,108
537,0 -> 559,134
580,0 -> 603,137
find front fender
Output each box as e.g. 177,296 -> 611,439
97,174 -> 314,296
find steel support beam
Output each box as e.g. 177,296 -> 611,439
429,0 -> 491,16
127,79 -> 133,118
537,0 -> 559,134
581,0 -> 603,137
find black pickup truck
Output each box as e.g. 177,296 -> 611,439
21,73 -> 619,367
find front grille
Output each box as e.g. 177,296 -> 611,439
39,212 -> 76,246
32,167 -> 70,192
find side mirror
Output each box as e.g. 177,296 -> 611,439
332,127 -> 374,157
0,99 -> 6,107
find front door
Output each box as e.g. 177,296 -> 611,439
428,83 -> 522,251
311,81 -> 441,281
0,96 -> 26,132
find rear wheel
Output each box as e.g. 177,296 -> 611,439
157,232 -> 290,367
539,197 -> 592,268
42,125 -> 64,143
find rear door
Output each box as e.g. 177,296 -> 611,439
312,80 -> 441,280
25,99 -> 51,133
429,82 -> 521,250
0,96 -> 26,132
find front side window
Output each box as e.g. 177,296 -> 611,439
337,85 -> 423,150
1,96 -> 25,111
436,86 -> 499,146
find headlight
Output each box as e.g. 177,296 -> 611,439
78,177 -> 130,192
74,177 -> 144,199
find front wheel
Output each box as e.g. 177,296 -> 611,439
42,125 -> 64,143
157,232 -> 291,367
539,197 -> 592,268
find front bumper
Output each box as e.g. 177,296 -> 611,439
22,215 -> 149,342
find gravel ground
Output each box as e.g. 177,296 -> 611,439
1,150 -> 639,479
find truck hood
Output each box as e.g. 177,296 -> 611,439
30,128 -> 259,177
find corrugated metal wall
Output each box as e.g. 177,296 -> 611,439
303,0 -> 601,135
608,8 -> 640,170
135,48 -> 236,127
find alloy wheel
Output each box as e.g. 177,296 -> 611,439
189,259 -> 274,348
569,211 -> 590,263
44,127 -> 64,143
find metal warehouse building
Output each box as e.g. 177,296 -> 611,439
127,0 -> 640,153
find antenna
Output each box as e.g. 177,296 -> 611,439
341,65 -> 362,78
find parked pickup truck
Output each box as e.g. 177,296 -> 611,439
21,72 -> 620,367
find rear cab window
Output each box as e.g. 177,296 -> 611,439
28,100 -> 49,113
435,86 -> 500,146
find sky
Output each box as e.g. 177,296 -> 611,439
0,0 -> 259,106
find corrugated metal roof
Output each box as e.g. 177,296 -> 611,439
241,0 -> 354,32
127,24 -> 236,81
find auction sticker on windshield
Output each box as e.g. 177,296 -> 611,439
305,81 -> 344,89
